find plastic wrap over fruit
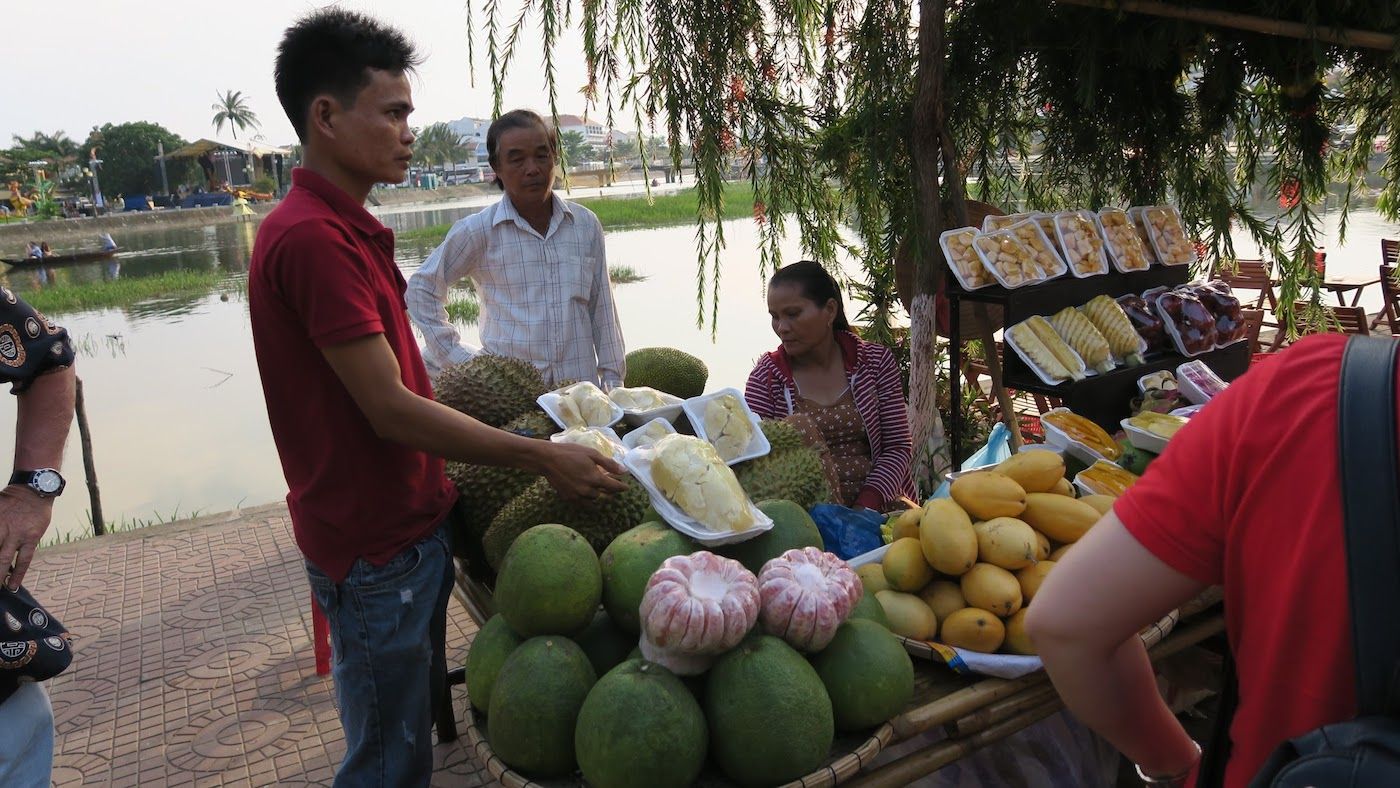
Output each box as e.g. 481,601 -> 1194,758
756,547 -> 863,652
1190,282 -> 1247,345
1116,293 -> 1169,353
1154,291 -> 1218,356
640,551 -> 760,655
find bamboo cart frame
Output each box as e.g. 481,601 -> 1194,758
449,563 -> 1225,786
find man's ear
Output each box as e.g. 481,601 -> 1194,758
308,96 -> 338,140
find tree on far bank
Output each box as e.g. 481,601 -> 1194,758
4,131 -> 83,184
86,122 -> 196,196
560,130 -> 594,167
413,122 -> 473,171
211,90 -> 260,140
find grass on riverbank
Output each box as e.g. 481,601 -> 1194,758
397,181 -> 758,247
15,269 -> 225,315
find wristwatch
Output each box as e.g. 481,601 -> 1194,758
10,469 -> 66,498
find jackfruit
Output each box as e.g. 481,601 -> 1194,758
482,477 -> 651,570
434,353 -> 547,427
650,434 -> 755,533
703,393 -> 755,461
733,445 -> 835,511
623,347 -> 709,399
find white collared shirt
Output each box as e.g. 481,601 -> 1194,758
406,192 -> 626,387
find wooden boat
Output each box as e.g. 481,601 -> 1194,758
2,249 -> 119,267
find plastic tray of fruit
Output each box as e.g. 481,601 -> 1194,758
622,442 -> 774,547
1004,317 -> 1090,386
972,230 -> 1045,289
680,388 -> 771,466
1098,207 -> 1154,273
939,227 -> 996,290
608,385 -> 686,427
1141,205 -> 1196,266
620,417 -> 677,451
1052,210 -> 1111,277
982,211 -> 1032,233
538,382 -> 625,431
549,426 -> 627,463
1039,408 -> 1122,465
1073,460 -> 1141,498
1008,218 -> 1069,280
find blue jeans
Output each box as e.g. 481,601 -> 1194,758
0,682 -> 53,788
307,523 -> 454,788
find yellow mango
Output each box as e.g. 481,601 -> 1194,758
1079,495 -> 1116,516
960,563 -> 1023,617
1021,493 -> 1101,543
994,451 -> 1066,493
1016,560 -> 1056,603
890,506 -> 923,541
919,580 -> 967,624
1002,609 -> 1036,655
883,537 -> 934,592
875,590 -> 938,640
919,499 -> 978,576
1048,543 -> 1073,562
1034,529 -> 1051,561
950,472 -> 1028,520
856,563 -> 891,594
940,607 -> 1006,653
1051,478 -> 1076,497
973,517 -> 1039,570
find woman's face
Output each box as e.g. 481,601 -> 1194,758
767,282 -> 837,356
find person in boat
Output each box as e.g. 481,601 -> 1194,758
25,242 -> 41,259
38,243 -> 51,258
99,233 -> 117,252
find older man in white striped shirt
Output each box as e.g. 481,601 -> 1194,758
407,109 -> 626,388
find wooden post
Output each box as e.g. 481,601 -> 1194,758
74,377 -> 104,536
971,304 -> 1023,450
1057,0 -> 1395,51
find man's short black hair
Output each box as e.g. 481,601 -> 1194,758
274,9 -> 422,142
486,109 -> 557,189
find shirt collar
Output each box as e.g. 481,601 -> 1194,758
495,191 -> 574,238
767,330 -> 861,380
290,168 -> 389,239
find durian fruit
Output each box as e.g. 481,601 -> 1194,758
629,419 -> 673,449
650,434 -> 756,533
609,386 -> 671,411
759,418 -> 809,454
733,443 -> 836,511
559,382 -> 616,427
482,477 -> 652,570
703,393 -> 755,461
554,427 -> 620,459
445,409 -> 555,563
623,347 -> 709,399
434,354 -> 547,427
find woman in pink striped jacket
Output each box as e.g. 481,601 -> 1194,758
745,261 -> 917,511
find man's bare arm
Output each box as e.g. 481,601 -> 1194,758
0,364 -> 77,590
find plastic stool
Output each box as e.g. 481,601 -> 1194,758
312,592 -> 332,676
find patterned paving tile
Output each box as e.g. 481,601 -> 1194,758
31,503 -> 486,786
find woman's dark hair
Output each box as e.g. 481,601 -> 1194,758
274,9 -> 422,142
770,260 -> 850,332
486,110 -> 558,190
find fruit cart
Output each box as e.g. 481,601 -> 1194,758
449,565 -> 1224,787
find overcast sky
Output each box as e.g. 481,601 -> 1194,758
2,1 -> 601,146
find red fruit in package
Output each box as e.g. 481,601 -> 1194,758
1154,291 -> 1218,356
1189,283 -> 1247,344
1116,293 -> 1168,353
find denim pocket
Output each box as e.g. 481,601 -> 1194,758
348,540 -> 425,591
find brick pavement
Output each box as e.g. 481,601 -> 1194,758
30,503 -> 490,787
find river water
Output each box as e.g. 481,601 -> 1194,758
5,195 -> 1397,542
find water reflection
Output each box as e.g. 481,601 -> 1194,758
0,198 -> 1393,547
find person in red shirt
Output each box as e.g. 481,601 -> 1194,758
252,10 -> 626,786
1027,333 -> 1363,787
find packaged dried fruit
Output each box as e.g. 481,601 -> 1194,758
1075,460 -> 1140,497
973,230 -> 1043,289
1116,293 -> 1169,353
982,212 -> 1032,232
1127,207 -> 1159,263
939,228 -> 995,290
1098,208 -> 1153,272
1006,317 -> 1086,384
1041,409 -> 1122,461
1154,290 -> 1218,356
1052,210 -> 1110,277
1142,205 -> 1196,266
1008,218 -> 1068,279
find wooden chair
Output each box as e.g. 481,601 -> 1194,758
1380,263 -> 1400,336
1211,258 -> 1280,314
1241,309 -> 1265,355
1294,302 -> 1370,337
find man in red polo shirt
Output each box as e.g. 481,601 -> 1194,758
251,10 -> 627,786
1028,333 -> 1366,787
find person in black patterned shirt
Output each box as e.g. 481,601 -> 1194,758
0,286 -> 75,788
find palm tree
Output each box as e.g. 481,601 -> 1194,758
413,123 -> 472,171
211,90 -> 260,140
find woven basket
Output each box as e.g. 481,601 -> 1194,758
463,700 -> 895,788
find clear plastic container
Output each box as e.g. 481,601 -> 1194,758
1153,291 -> 1217,357
982,211 -> 1032,233
1126,206 -> 1159,263
681,388 -> 772,465
1052,210 -> 1110,277
609,386 -> 685,427
939,228 -> 996,290
1005,317 -> 1087,384
550,426 -> 626,463
538,382 -> 625,430
1073,460 -> 1140,498
1040,407 -> 1120,465
621,443 -> 774,546
1176,360 -> 1228,404
972,230 -> 1043,289
620,417 -> 677,450
1120,419 -> 1168,455
1008,218 -> 1068,279
1097,207 -> 1153,272
1141,205 -> 1195,266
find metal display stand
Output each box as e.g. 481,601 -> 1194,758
947,266 -> 1250,470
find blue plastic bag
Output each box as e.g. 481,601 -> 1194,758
809,504 -> 886,560
931,422 -> 1013,500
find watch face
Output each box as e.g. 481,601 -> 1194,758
34,471 -> 61,494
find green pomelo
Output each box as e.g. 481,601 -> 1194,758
847,588 -> 892,629
809,619 -> 914,731
464,615 -> 525,711
705,635 -> 834,787
483,478 -> 651,570
488,636 -> 597,778
600,522 -> 697,634
494,524 -> 601,637
574,659 -> 708,788
717,499 -> 824,573
575,610 -> 636,678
